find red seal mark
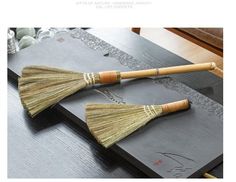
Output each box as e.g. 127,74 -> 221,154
154,159 -> 162,165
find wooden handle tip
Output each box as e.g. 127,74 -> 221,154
161,99 -> 190,114
210,62 -> 217,70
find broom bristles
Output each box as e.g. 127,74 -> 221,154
19,66 -> 92,117
86,103 -> 163,148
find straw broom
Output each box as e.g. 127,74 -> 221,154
19,62 -> 216,117
86,99 -> 190,148
86,100 -> 218,179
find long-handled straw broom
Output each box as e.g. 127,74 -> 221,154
86,99 -> 190,148
19,62 -> 216,117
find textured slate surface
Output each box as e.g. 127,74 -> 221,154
86,28 -> 223,177
87,28 -> 223,105
8,78 -> 146,178
8,29 -> 223,178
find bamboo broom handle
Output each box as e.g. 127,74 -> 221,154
203,172 -> 217,178
98,62 -> 216,84
120,62 -> 216,79
161,99 -> 189,114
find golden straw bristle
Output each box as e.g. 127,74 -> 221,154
86,103 -> 163,148
18,66 -> 99,117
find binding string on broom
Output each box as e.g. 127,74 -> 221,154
19,62 -> 216,117
83,73 -> 97,85
86,99 -> 190,148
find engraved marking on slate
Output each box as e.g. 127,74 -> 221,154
94,88 -> 126,104
56,37 -> 65,43
65,29 -> 223,178
103,53 -> 109,57
70,29 -> 151,70
156,152 -> 195,178
70,29 -> 223,121
152,77 -> 223,120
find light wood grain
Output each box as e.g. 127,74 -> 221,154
139,28 -> 223,78
120,63 -> 216,79
161,99 -> 189,114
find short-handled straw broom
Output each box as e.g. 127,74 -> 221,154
86,99 -> 218,178
86,99 -> 190,148
19,62 -> 216,117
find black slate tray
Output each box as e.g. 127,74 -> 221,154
8,29 -> 223,178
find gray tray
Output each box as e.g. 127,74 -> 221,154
8,29 -> 223,178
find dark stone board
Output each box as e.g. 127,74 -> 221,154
8,29 -> 223,178
87,28 -> 223,105
8,78 -> 147,178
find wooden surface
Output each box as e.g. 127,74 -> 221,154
166,28 -> 223,57
7,28 -> 223,178
139,28 -> 223,78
